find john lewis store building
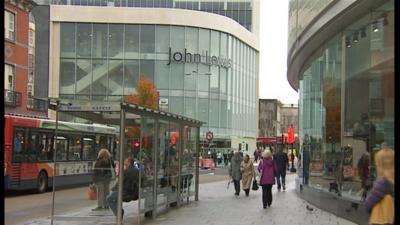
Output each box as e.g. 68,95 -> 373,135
32,0 -> 260,151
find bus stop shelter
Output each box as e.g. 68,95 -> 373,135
48,99 -> 203,225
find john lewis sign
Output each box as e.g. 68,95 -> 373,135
167,47 -> 232,68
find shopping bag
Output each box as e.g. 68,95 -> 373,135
88,183 -> 97,200
252,179 -> 259,191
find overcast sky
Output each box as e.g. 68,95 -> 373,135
259,0 -> 299,105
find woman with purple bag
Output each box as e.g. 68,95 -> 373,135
258,150 -> 277,209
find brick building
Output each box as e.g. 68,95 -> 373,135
4,0 -> 46,116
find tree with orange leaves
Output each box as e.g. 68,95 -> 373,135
125,75 -> 158,110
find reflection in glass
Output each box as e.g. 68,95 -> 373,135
108,24 -> 124,58
60,23 -> 75,58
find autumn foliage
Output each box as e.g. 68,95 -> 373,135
125,76 -> 158,110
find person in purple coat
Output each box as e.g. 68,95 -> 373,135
258,150 -> 277,209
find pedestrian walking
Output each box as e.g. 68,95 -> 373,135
253,149 -> 259,163
273,148 -> 288,191
365,148 -> 394,225
223,152 -> 228,166
217,151 -> 222,166
92,147 -> 114,211
240,154 -> 255,196
258,150 -> 277,209
229,150 -> 243,196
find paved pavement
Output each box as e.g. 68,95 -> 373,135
18,173 -> 357,225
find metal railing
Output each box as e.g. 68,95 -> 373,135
4,90 -> 22,107
27,97 -> 48,112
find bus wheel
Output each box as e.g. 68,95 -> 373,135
37,171 -> 48,193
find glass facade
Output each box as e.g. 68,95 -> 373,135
59,23 -> 258,142
298,1 -> 394,200
50,0 -> 253,31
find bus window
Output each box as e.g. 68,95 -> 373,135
38,132 -> 52,161
82,136 -> 95,160
56,135 -> 68,161
69,134 -> 82,161
13,128 -> 26,162
26,129 -> 39,162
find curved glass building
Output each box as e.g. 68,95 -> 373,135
32,0 -> 260,152
287,0 -> 394,223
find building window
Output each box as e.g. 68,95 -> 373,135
5,10 -> 15,41
5,64 -> 15,90
29,29 -> 35,47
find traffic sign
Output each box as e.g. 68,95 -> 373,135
206,131 -> 213,141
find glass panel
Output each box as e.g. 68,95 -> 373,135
181,126 -> 196,201
92,59 -> 108,100
108,24 -> 124,58
60,23 -> 76,58
76,59 -> 91,99
124,60 -> 139,95
198,64 -> 209,92
184,63 -> 196,91
155,60 -> 169,89
139,118 -> 155,215
92,24 -> 108,58
209,99 -> 219,127
169,96 -> 183,115
140,60 -> 155,81
171,26 -> 184,52
170,63 -> 184,90
156,120 -> 179,209
60,59 -> 76,96
184,97 -> 196,119
220,100 -> 227,128
125,25 -> 140,59
156,25 -> 170,54
198,98 -> 209,125
141,25 -> 155,53
76,24 -> 92,58
108,60 -> 124,96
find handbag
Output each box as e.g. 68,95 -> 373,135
252,179 -> 259,191
369,194 -> 394,225
88,183 -> 97,200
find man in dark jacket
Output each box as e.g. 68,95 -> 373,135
273,148 -> 288,191
106,157 -> 139,220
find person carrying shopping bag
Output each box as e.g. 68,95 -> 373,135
258,150 -> 277,209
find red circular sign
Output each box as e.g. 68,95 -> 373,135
206,131 -> 213,141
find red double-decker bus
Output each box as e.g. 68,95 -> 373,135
4,114 -> 117,192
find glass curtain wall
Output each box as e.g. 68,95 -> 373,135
298,1 -> 394,200
59,23 -> 258,144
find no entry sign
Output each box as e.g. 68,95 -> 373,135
206,131 -> 213,141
